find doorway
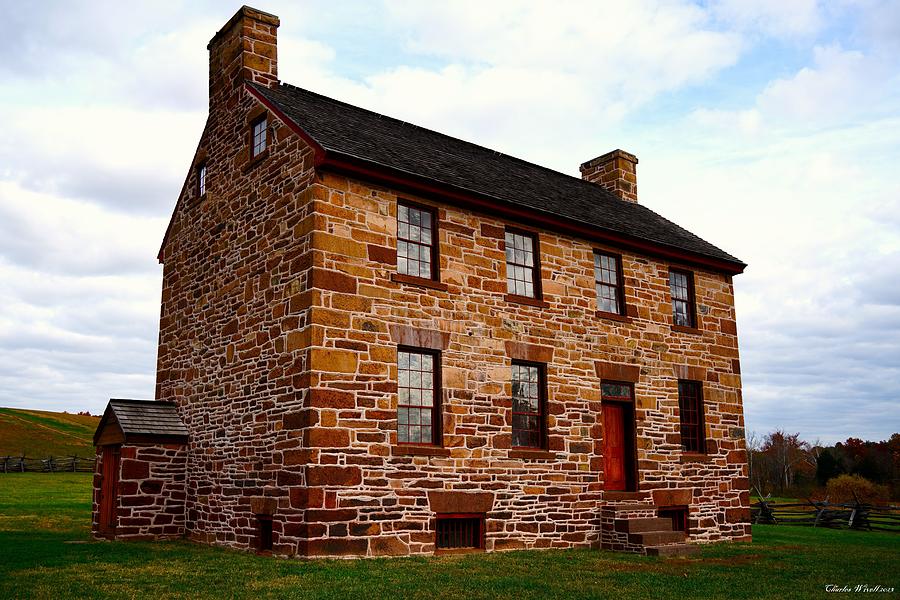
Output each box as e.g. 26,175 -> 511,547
98,446 -> 120,535
601,383 -> 637,492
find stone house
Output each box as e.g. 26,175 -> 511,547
92,6 -> 751,558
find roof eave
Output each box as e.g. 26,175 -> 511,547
318,151 -> 747,275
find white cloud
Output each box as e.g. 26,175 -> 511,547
710,0 -> 822,38
0,182 -> 166,275
757,45 -> 892,124
0,0 -> 897,444
275,1 -> 744,171
0,106 -> 204,214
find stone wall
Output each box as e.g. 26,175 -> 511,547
157,64 -> 318,555
91,444 -> 187,540
282,170 -> 751,556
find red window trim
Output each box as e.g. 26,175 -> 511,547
677,379 -> 705,454
504,227 -> 543,300
396,345 -> 442,447
397,199 -> 440,282
504,293 -> 550,309
669,268 -> 697,329
391,272 -> 449,292
595,310 -> 632,323
594,250 -> 627,316
391,444 -> 450,457
508,448 -> 556,460
511,360 -> 548,450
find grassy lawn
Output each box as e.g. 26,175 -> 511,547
1,474 -> 898,599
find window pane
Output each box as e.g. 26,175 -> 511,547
669,271 -> 694,327
595,253 -> 623,314
398,349 -> 438,445
601,383 -> 632,399
252,118 -> 267,156
512,363 -> 543,448
678,381 -> 704,453
505,231 -> 539,297
397,204 -> 435,280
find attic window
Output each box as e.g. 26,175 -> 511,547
252,115 -> 268,158
197,162 -> 207,197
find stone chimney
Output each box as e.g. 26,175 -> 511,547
207,6 -> 280,111
579,149 -> 639,203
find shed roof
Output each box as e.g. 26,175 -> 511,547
93,399 -> 188,445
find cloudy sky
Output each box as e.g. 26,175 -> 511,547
1,0 -> 898,444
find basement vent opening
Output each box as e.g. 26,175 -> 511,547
658,506 -> 689,534
257,514 -> 273,551
435,514 -> 484,551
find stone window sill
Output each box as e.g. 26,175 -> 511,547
391,273 -> 449,292
504,294 -> 550,309
243,149 -> 270,174
509,449 -> 557,460
185,192 -> 209,210
680,452 -> 713,463
596,311 -> 632,323
391,445 -> 451,457
672,324 -> 702,335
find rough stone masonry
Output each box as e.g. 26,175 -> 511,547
93,5 -> 751,557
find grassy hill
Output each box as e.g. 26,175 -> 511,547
0,408 -> 99,458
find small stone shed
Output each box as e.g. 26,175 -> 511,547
92,399 -> 189,540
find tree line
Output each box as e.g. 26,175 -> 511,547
747,430 -> 900,502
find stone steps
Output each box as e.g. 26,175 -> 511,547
628,530 -> 686,546
614,517 -> 673,534
603,505 -> 698,557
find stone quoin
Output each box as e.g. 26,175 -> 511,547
93,5 -> 751,557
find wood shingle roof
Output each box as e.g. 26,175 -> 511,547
94,399 -> 188,446
249,82 -> 745,273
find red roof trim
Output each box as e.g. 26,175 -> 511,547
319,153 -> 746,275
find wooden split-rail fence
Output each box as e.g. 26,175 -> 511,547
1,455 -> 96,473
751,498 -> 900,532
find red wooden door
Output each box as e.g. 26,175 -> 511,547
99,446 -> 120,534
603,403 -> 626,491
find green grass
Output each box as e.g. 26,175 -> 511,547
1,473 -> 898,599
0,408 -> 99,457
